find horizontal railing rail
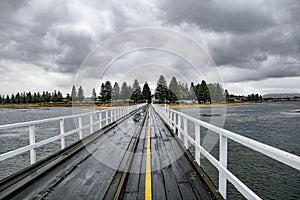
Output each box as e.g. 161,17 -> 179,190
153,104 -> 300,200
0,104 -> 145,165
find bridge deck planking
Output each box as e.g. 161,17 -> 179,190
122,119 -> 147,200
44,122 -> 141,200
3,106 -> 216,200
150,107 -> 214,200
9,112 -> 143,200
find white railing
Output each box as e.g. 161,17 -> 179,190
0,104 -> 144,165
153,104 -> 300,200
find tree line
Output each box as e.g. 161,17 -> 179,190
154,75 -> 225,103
0,74 -> 263,105
95,75 -> 226,104
0,90 -> 64,104
88,79 -> 151,104
0,86 -> 85,104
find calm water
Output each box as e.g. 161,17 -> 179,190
0,103 -> 299,199
179,102 -> 300,200
0,107 -> 92,180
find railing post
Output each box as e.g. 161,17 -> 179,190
183,117 -> 188,148
195,124 -> 201,166
178,114 -> 181,139
90,114 -> 93,134
60,118 -> 65,150
110,110 -> 112,123
78,116 -> 83,139
99,112 -> 102,130
173,112 -> 176,132
174,113 -> 179,134
29,124 -> 36,164
171,112 -> 175,132
105,110 -> 108,126
219,135 -> 228,199
168,110 -> 171,126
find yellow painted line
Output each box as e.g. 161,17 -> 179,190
145,111 -> 152,200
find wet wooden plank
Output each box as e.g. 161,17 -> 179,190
178,182 -> 198,200
151,109 -> 214,200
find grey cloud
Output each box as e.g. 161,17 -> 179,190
160,0 -> 300,82
0,0 -> 101,74
0,0 -> 162,76
160,0 -> 275,34
55,32 -> 93,73
0,0 -> 299,95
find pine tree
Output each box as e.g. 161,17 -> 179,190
71,85 -> 77,101
66,93 -> 71,101
142,82 -> 152,103
10,94 -> 15,104
37,92 -> 41,103
5,95 -> 10,104
21,92 -> 26,103
168,76 -> 179,102
100,83 -> 105,102
207,83 -> 224,103
195,80 -> 210,103
57,91 -> 63,102
120,82 -> 130,100
225,89 -> 229,102
155,75 -> 168,102
92,88 -> 97,102
33,92 -> 38,103
104,81 -> 112,102
131,79 -> 141,103
100,81 -> 112,103
188,82 -> 197,101
128,85 -> 133,98
51,90 -> 58,102
77,86 -> 84,102
112,82 -> 120,100
15,92 -> 21,104
26,92 -> 32,103
184,83 -> 189,100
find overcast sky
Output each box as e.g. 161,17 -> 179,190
0,0 -> 299,96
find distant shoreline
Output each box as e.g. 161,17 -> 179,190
0,103 -> 110,110
166,102 -> 250,109
0,102 -> 250,109
0,101 -> 298,110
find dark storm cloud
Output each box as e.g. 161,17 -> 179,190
0,0 -> 96,74
55,32 -> 93,73
160,0 -> 300,81
0,0 -> 299,95
0,0 -> 162,76
160,0 -> 275,34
